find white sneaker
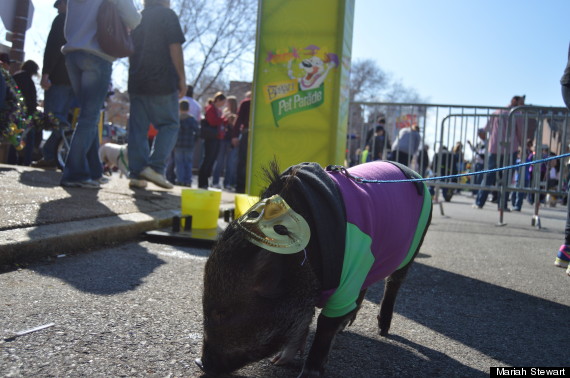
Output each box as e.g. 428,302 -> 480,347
129,178 -> 148,189
139,167 -> 173,189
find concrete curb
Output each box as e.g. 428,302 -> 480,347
0,210 -> 178,266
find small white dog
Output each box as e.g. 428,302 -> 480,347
98,143 -> 128,177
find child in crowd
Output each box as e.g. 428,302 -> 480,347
174,100 -> 199,186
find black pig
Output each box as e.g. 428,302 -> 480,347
197,160 -> 432,377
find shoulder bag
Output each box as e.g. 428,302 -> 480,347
200,118 -> 218,140
97,0 -> 135,58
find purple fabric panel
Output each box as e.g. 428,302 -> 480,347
327,161 -> 424,287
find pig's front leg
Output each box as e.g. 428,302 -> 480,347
298,313 -> 349,378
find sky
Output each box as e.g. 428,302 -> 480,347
8,0 -> 570,108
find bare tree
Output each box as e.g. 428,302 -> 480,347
350,59 -> 389,102
350,58 -> 426,103
173,0 -> 257,100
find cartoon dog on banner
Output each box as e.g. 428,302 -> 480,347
197,160 -> 432,377
288,53 -> 338,91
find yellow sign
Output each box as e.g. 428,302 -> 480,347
247,0 -> 355,195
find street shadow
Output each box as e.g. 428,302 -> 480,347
25,186 -> 115,231
19,169 -> 62,188
365,263 -> 567,367
32,243 -> 164,295
210,329 -> 483,378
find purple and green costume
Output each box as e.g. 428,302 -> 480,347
277,161 -> 431,318
320,161 -> 431,317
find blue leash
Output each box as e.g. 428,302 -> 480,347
328,152 -> 570,184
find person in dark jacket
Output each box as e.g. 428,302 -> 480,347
174,99 -> 199,186
34,0 -> 76,169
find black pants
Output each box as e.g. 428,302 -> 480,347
235,130 -> 248,193
198,138 -> 220,188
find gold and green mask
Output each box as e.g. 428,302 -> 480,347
236,195 -> 310,254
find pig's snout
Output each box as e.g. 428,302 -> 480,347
195,349 -> 234,376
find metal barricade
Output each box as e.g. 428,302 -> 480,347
348,102 -> 570,227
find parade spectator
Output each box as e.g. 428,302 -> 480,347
198,92 -> 227,189
60,0 -> 140,188
371,121 -> 391,161
181,85 -> 202,121
547,154 -> 560,207
166,84 -> 202,184
473,96 -> 525,210
556,42 -> 570,274
174,100 -> 199,186
511,139 -> 533,211
212,95 -> 238,190
127,0 -> 186,190
234,91 -> 251,193
417,144 -> 430,177
12,60 -> 39,166
34,0 -> 75,169
390,124 -> 421,166
467,128 -> 487,195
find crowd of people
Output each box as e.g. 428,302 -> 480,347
0,0 -> 251,193
356,95 -> 565,212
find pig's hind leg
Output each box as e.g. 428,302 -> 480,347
378,206 -> 432,336
377,264 -> 413,336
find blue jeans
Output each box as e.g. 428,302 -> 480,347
212,139 -> 231,185
128,92 -> 180,178
42,84 -> 76,160
475,153 -> 517,208
224,145 -> 238,187
174,147 -> 194,185
61,51 -> 111,183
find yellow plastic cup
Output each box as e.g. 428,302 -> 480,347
234,194 -> 260,219
181,189 -> 222,229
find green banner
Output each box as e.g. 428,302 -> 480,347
247,0 -> 355,195
271,85 -> 325,125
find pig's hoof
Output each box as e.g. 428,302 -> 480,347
379,328 -> 389,337
195,358 -> 205,372
271,350 -> 296,365
297,368 -> 323,378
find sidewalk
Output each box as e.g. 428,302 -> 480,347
0,164 -> 236,266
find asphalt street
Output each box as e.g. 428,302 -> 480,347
1,193 -> 568,377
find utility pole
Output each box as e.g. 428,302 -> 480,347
9,0 -> 30,74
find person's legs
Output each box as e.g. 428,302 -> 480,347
475,154 -> 498,208
146,92 -> 179,175
174,148 -> 185,184
396,151 -> 410,166
212,139 -> 229,186
185,147 -> 194,185
224,145 -> 238,188
166,150 -> 176,184
556,84 -> 570,272
127,94 -> 151,178
236,130 -> 248,193
61,51 -> 110,184
41,85 -> 75,162
198,139 -> 220,189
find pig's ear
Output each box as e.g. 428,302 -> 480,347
253,251 -> 286,299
